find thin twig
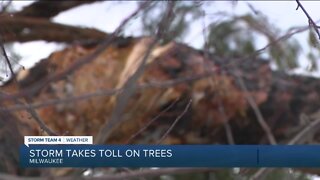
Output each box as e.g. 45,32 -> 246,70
288,118 -> 320,145
125,98 -> 179,144
157,99 -> 192,144
218,98 -> 235,145
0,88 -> 121,112
1,71 -> 216,112
296,0 -> 320,39
251,117 -> 320,179
233,70 -> 276,145
250,168 -> 272,180
0,92 -> 57,135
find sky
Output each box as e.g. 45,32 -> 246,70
8,1 -> 320,74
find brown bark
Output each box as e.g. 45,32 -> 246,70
0,16 -> 107,43
14,0 -> 98,19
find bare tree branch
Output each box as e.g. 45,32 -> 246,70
0,91 -> 57,136
296,0 -> 320,39
0,36 -> 57,135
232,70 -> 276,145
125,98 -> 179,144
1,71 -> 216,112
219,105 -> 235,145
288,118 -> 320,145
157,99 -> 192,144
0,16 -> 107,43
14,0 -> 98,19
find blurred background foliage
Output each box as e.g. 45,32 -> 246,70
138,1 -> 319,73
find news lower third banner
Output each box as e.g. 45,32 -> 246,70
20,136 -> 320,167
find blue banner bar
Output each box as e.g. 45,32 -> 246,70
19,145 -> 320,167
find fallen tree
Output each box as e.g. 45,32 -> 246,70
0,1 -> 320,179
